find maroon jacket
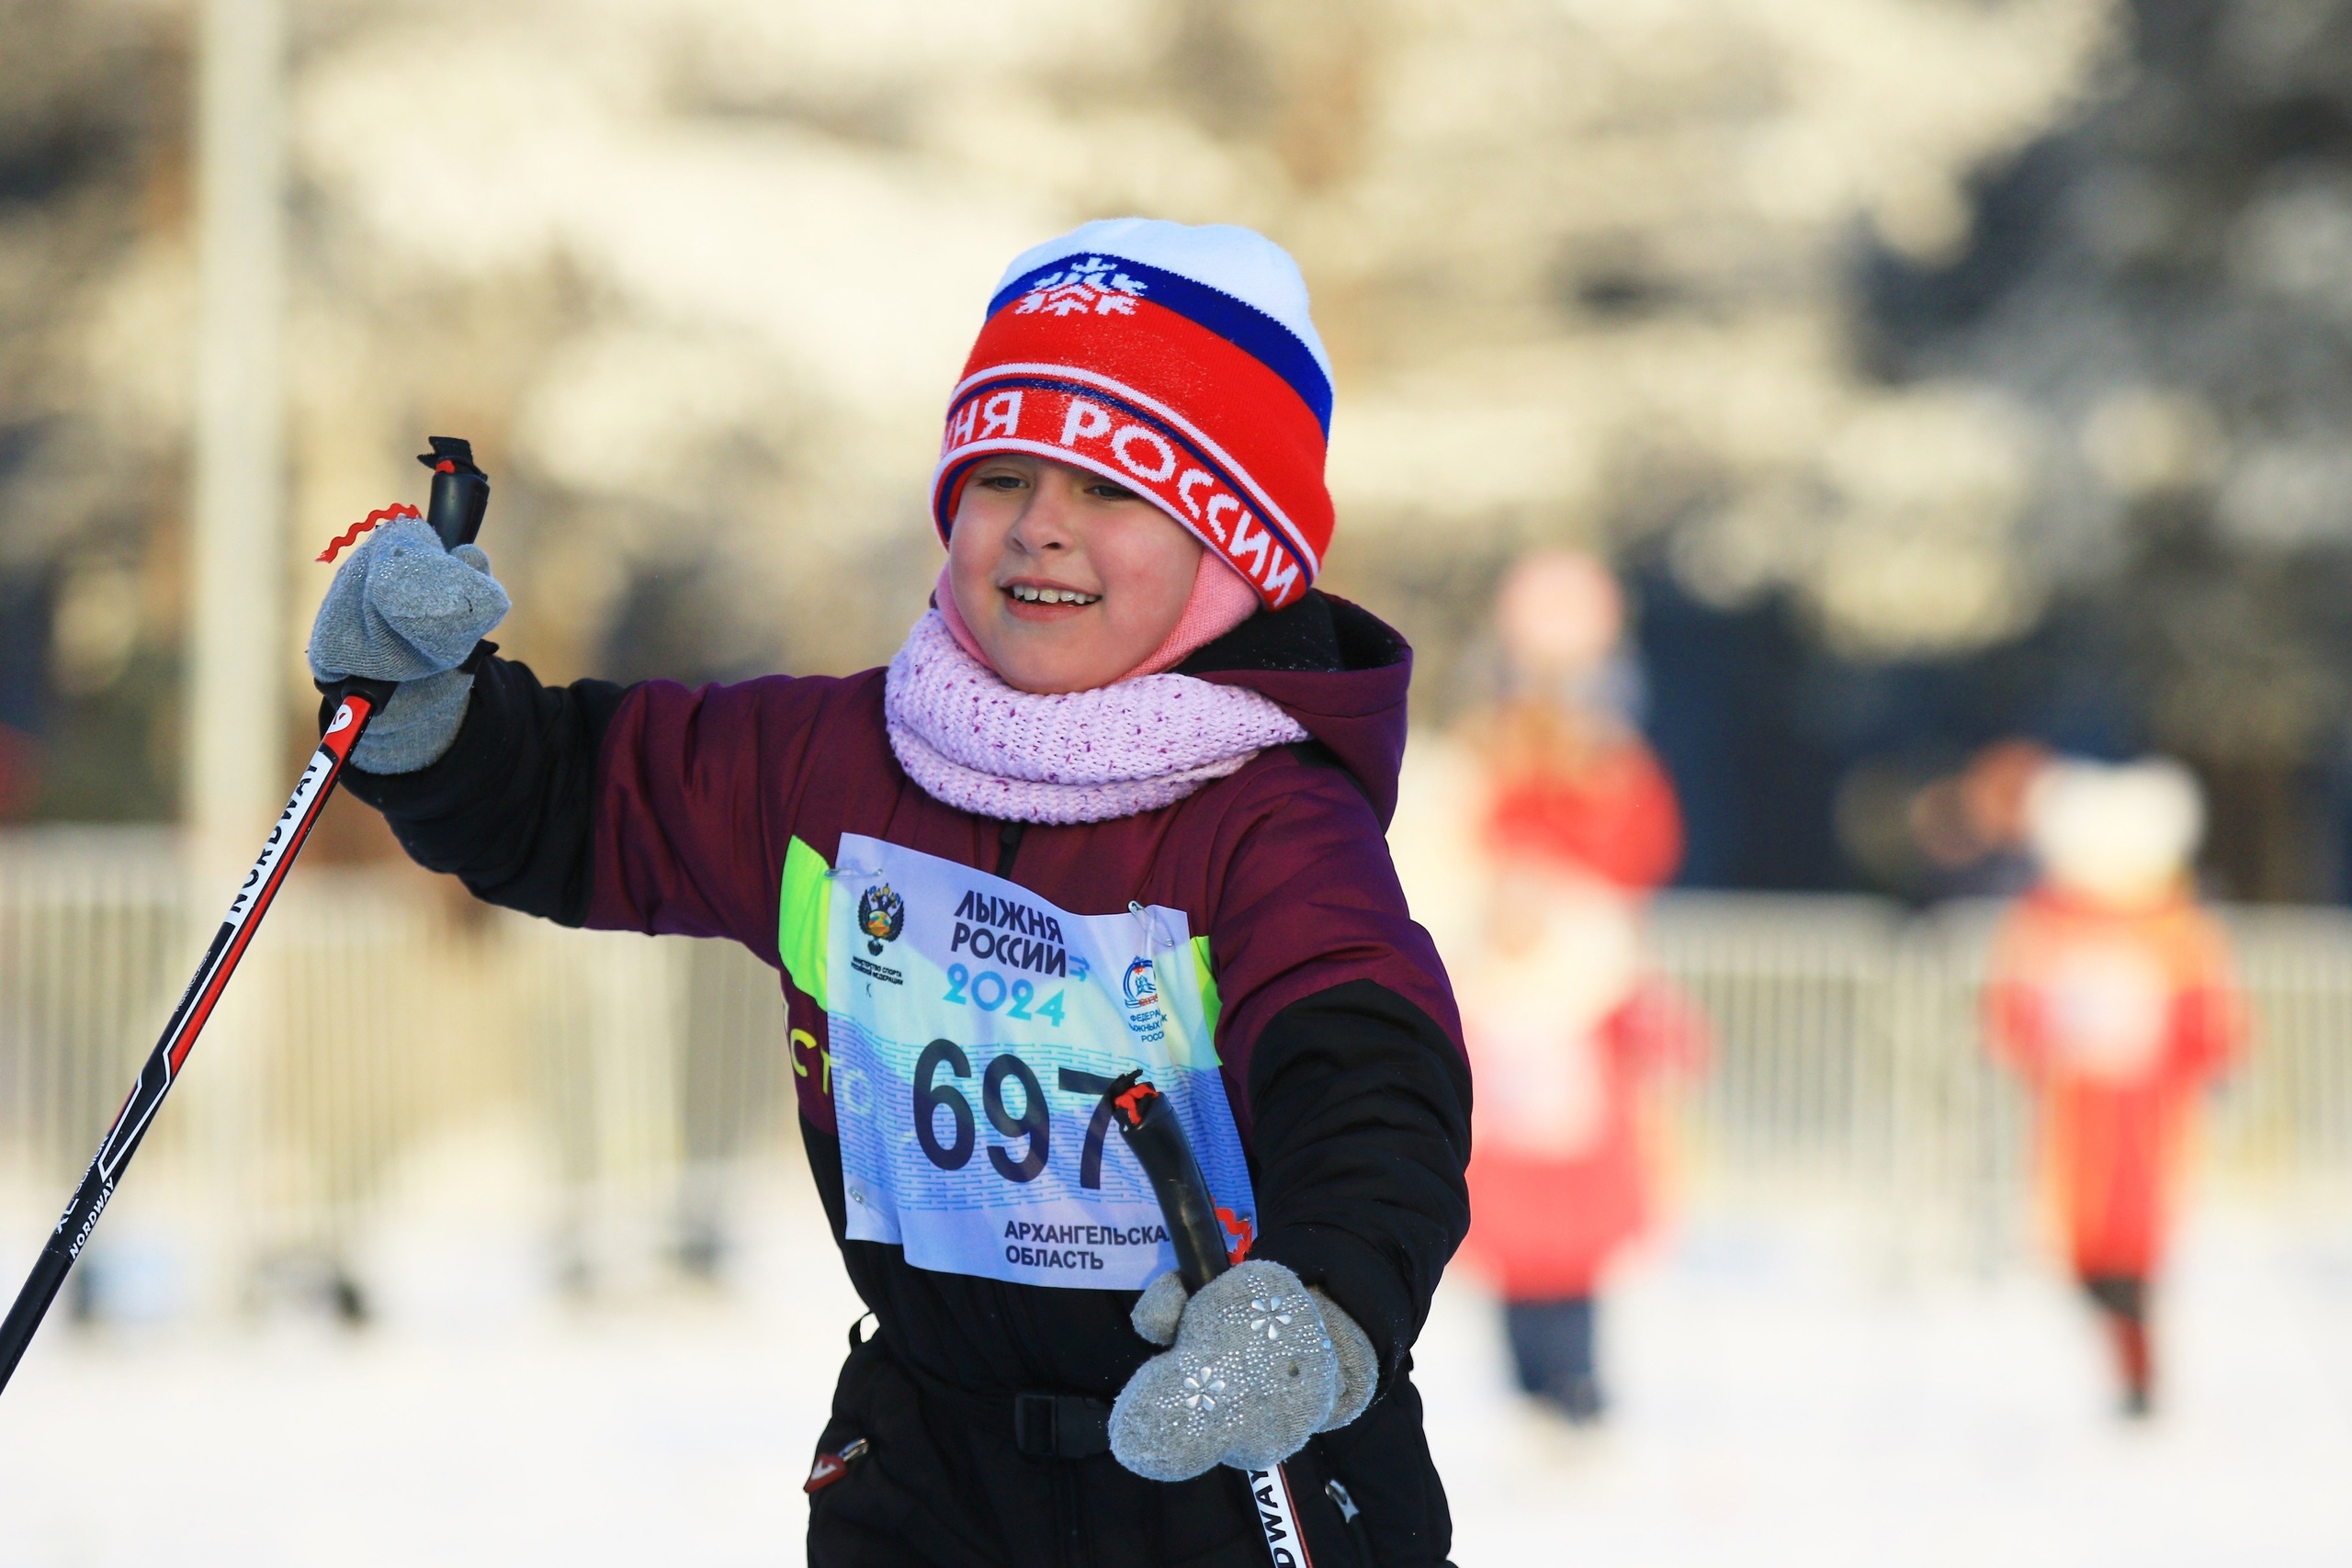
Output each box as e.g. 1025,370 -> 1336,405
587,605 -> 1460,1140
341,592 -> 1471,1554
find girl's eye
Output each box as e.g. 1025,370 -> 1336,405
976,473 -> 1027,491
1087,481 -> 1141,502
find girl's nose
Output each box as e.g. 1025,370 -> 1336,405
1009,473 -> 1080,552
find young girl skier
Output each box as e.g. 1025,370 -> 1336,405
308,220 -> 1472,1565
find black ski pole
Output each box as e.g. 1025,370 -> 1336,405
1107,1073 -> 1317,1568
0,437 -> 489,1397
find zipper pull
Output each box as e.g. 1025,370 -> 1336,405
805,1436 -> 870,1494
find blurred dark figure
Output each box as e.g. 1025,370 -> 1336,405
1453,552 -> 1705,1425
1863,0 -> 2352,904
1984,758 -> 2245,1417
1907,739 -> 2051,900
0,719 -> 38,819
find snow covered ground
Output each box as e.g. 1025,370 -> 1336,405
4,1180 -> 2350,1566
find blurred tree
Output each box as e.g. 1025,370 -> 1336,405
47,0 -> 2346,901
0,0 -> 185,821
1862,0 -> 2352,899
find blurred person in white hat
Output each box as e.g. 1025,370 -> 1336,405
1984,757 -> 2245,1418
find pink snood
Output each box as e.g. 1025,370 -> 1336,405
934,551 -> 1261,682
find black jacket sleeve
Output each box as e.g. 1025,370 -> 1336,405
331,654 -> 629,927
1246,978 -> 1473,1394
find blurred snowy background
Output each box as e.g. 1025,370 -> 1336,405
9,0 -> 2352,1561
10,1190 -> 2352,1564
11,0 -> 2333,886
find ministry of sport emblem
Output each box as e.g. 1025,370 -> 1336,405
858,884 -> 906,956
1121,956 -> 1160,1010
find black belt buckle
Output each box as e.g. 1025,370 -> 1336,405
1013,1392 -> 1111,1459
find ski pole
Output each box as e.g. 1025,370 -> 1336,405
0,437 -> 490,1397
1108,1073 -> 1316,1568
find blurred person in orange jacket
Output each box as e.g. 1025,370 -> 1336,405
1984,758 -> 2244,1418
1452,551 -> 1704,1424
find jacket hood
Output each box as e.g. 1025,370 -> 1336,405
1177,592 -> 1413,827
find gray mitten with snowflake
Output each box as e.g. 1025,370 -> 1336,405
1110,1258 -> 1380,1483
307,515 -> 509,773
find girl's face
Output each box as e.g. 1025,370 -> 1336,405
947,455 -> 1204,694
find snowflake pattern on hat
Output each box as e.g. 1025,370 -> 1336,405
1014,256 -> 1148,317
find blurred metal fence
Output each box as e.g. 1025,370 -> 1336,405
0,829 -> 797,1313
4,830 -> 2351,1314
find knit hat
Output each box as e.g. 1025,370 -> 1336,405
932,219 -> 1335,611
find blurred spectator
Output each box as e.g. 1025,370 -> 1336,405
1428,552 -> 1706,1425
1907,739 -> 2050,898
1984,758 -> 2245,1417
0,720 -> 38,819
1476,553 -> 1682,890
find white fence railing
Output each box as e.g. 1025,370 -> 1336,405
0,831 -> 794,1314
3,831 -> 2348,1314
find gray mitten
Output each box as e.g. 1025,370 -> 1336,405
307,515 -> 509,773
1111,1259 -> 1354,1483
1128,1270 -> 1379,1435
1309,1286 -> 1378,1430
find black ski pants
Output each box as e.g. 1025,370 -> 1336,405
805,1325 -> 1455,1566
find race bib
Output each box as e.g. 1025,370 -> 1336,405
826,834 -> 1256,1290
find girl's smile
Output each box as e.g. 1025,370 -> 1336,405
1000,577 -> 1104,615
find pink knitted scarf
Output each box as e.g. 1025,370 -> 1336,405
885,610 -> 1308,825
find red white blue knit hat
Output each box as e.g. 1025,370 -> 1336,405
933,219 -> 1335,611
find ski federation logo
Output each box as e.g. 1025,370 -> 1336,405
1014,256 -> 1148,318
858,884 -> 906,956
1121,956 -> 1160,1010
